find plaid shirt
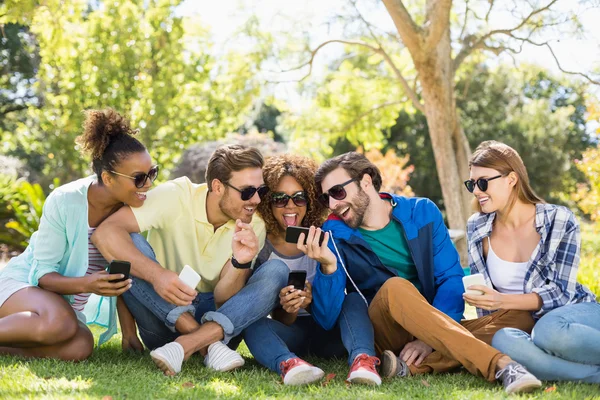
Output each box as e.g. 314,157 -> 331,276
467,203 -> 596,319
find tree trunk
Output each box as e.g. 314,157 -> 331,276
413,27 -> 470,264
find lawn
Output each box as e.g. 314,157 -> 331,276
1,228 -> 599,399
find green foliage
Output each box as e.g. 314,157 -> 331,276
1,0 -> 265,185
579,223 -> 600,300
573,144 -> 600,225
0,174 -> 53,250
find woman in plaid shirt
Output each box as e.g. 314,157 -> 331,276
463,141 -> 599,383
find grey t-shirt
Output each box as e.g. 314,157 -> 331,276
257,239 -> 317,317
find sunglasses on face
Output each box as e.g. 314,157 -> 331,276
464,174 -> 504,193
110,165 -> 159,189
318,177 -> 358,208
271,191 -> 308,208
224,182 -> 269,201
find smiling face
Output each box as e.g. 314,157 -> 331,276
469,165 -> 514,214
320,167 -> 370,229
219,167 -> 265,223
103,150 -> 154,208
271,175 -> 307,231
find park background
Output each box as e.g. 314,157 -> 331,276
0,0 -> 599,398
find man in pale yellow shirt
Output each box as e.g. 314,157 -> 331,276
93,145 -> 288,375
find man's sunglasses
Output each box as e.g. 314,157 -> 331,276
464,174 -> 504,193
317,177 -> 358,207
224,182 -> 269,201
271,191 -> 308,208
110,165 -> 159,189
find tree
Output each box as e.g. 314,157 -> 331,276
0,0 -> 265,184
274,0 -> 599,242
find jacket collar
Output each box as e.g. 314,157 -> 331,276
470,203 -> 548,244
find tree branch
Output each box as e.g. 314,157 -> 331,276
424,0 -> 452,50
273,38 -> 425,113
453,0 -> 560,70
381,0 -> 424,56
342,101 -> 404,132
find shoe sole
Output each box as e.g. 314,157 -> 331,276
150,351 -> 177,376
347,370 -> 382,386
380,350 -> 398,378
284,366 -> 325,386
505,378 -> 542,394
214,358 -> 245,372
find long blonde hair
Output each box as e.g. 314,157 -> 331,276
469,141 -> 544,213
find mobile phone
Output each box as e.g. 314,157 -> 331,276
462,273 -> 487,296
108,260 -> 131,283
285,226 -> 325,246
287,270 -> 307,291
179,265 -> 201,290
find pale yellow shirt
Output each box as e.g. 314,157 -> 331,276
131,177 -> 266,293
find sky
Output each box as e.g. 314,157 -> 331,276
176,0 -> 600,106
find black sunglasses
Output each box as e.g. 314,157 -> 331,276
224,182 -> 269,201
464,174 -> 504,193
271,191 -> 308,208
318,177 -> 358,207
110,165 -> 159,189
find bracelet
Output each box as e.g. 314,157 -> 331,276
231,256 -> 252,269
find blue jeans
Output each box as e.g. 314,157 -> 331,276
244,292 -> 376,374
492,302 -> 600,383
123,234 -> 288,350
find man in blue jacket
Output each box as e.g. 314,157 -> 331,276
303,152 -> 541,394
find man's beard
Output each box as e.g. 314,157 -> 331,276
219,190 -> 254,224
334,187 -> 370,229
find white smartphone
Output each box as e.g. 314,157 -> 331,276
462,273 -> 487,296
179,265 -> 201,290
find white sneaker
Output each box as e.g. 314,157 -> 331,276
204,341 -> 245,372
279,358 -> 325,385
150,342 -> 185,376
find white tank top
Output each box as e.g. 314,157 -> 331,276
486,237 -> 529,294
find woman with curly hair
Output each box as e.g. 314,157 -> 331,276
0,108 -> 157,360
243,154 -> 378,385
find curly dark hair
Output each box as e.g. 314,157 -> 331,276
75,108 -> 146,185
258,154 -> 328,235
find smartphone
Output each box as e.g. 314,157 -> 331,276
287,270 -> 307,291
179,265 -> 201,290
108,260 -> 131,283
462,273 -> 487,296
285,226 -> 325,246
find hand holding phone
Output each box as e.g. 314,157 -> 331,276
462,273 -> 487,296
179,265 -> 201,290
108,260 -> 131,283
287,270 -> 307,291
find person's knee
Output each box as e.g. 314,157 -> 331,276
130,233 -> 155,259
531,314 -> 566,353
33,307 -> 79,345
257,259 -> 288,290
491,328 -> 520,354
60,326 -> 94,362
505,310 -> 535,333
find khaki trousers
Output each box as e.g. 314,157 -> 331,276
368,278 -> 535,382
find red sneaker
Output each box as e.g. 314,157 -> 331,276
347,354 -> 382,385
279,357 -> 324,385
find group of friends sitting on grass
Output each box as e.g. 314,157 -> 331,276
0,108 -> 598,394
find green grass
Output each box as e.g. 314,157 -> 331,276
1,228 -> 599,399
1,334 -> 599,400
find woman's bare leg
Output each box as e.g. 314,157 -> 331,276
0,287 -> 93,361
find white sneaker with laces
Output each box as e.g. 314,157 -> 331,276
204,341 -> 245,372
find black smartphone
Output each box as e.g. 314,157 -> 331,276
287,270 -> 307,291
108,260 -> 131,283
285,226 -> 325,246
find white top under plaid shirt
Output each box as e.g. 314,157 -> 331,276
467,203 -> 596,320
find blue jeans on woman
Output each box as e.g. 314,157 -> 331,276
243,292 -> 376,374
122,234 -> 288,350
492,302 -> 600,383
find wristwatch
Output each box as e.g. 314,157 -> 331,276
231,256 -> 252,269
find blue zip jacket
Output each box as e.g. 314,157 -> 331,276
312,193 -> 465,330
